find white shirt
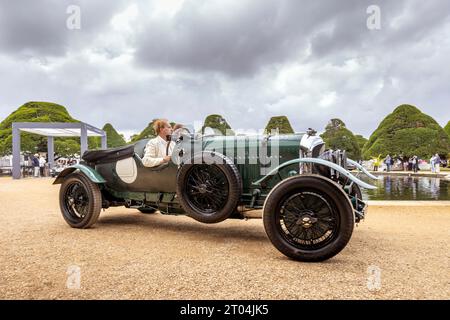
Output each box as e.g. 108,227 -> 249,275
39,157 -> 46,167
141,135 -> 175,167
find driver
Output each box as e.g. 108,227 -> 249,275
142,119 -> 175,167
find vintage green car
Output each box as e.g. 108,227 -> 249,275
54,127 -> 378,262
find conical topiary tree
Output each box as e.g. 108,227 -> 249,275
89,123 -> 127,149
201,114 -> 234,135
131,120 -> 157,142
320,118 -> 362,160
444,121 -> 450,140
362,104 -> 450,159
264,116 -> 294,134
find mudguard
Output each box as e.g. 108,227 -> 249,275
53,164 -> 106,185
347,158 -> 381,180
252,157 -> 377,190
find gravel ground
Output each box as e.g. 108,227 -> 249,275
0,177 -> 449,299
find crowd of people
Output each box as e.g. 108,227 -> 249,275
379,153 -> 445,173
29,154 -> 47,177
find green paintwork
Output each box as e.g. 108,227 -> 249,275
53,164 -> 106,184
199,134 -> 303,192
55,133 -> 331,212
55,134 -> 308,214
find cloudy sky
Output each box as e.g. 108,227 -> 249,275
0,0 -> 449,140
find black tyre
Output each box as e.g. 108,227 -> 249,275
349,183 -> 362,201
177,151 -> 242,223
59,172 -> 102,228
138,207 -> 157,214
338,177 -> 363,205
263,174 -> 354,262
349,183 -> 365,223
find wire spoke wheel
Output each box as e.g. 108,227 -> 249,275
278,191 -> 339,250
177,151 -> 242,224
59,172 -> 102,228
63,181 -> 90,222
185,164 -> 229,214
263,175 -> 354,262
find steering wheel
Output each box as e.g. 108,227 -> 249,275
171,127 -> 192,165
172,127 -> 191,142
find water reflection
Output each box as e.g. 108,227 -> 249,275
360,175 -> 450,200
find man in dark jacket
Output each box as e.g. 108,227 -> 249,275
31,154 -> 40,177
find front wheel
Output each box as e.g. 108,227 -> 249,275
263,175 -> 354,262
59,172 -> 102,228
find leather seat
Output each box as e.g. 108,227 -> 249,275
82,145 -> 135,164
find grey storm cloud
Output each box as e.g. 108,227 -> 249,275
133,0 -> 424,76
0,0 -> 127,57
0,0 -> 449,139
135,0 -> 360,76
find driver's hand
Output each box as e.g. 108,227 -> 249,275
163,155 -> 171,163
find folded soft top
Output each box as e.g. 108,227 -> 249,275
82,145 -> 135,164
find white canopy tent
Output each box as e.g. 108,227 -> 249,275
12,122 -> 106,179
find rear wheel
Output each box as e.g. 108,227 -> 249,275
263,175 -> 354,262
59,172 -> 102,228
177,152 -> 241,223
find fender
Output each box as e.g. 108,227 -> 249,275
53,164 -> 106,185
252,158 -> 377,190
347,158 -> 381,180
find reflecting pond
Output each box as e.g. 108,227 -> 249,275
360,175 -> 450,201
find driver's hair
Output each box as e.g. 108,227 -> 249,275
153,119 -> 170,135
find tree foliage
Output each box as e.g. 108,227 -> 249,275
444,121 -> 450,139
264,116 -> 294,134
0,102 -> 128,157
201,114 -> 234,135
320,118 -> 361,160
362,104 -> 450,159
54,138 -> 81,157
89,123 -> 127,149
0,101 -> 78,156
131,120 -> 157,142
355,134 -> 368,151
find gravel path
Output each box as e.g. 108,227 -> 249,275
0,177 -> 449,299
